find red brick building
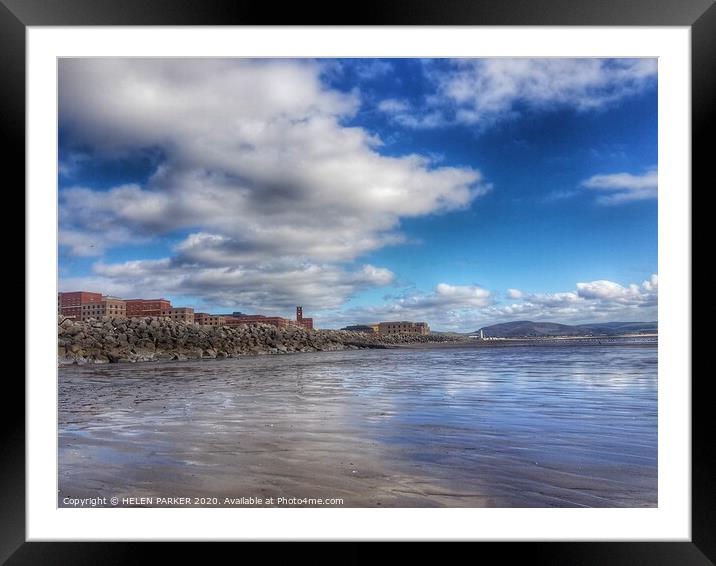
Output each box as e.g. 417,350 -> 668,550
194,313 -> 226,326
79,296 -> 126,321
224,315 -> 292,329
296,306 -> 314,330
58,291 -> 102,319
222,307 -> 313,330
162,307 -> 194,323
378,321 -> 430,335
125,298 -> 172,318
194,312 -> 210,325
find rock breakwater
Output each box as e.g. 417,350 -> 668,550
58,316 -> 466,364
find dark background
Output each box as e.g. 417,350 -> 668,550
3,0 -> 711,563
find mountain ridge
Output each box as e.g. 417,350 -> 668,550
472,320 -> 657,338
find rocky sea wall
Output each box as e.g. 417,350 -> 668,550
58,316 -> 466,364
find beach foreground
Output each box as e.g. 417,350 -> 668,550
59,341 -> 657,508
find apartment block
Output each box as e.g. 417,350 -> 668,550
126,298 -> 172,318
378,321 -> 430,335
224,315 -> 292,329
79,296 -> 127,321
194,313 -> 226,326
58,291 -> 102,319
162,307 -> 195,323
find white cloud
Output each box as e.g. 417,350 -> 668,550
434,283 -> 492,307
380,58 -> 657,129
486,275 -> 658,325
377,98 -> 410,113
58,226 -> 147,257
577,274 -> 658,302
58,59 -> 491,309
581,168 -> 657,205
61,259 -> 396,313
353,59 -> 394,79
321,283 -> 494,330
320,275 -> 657,331
642,273 -> 658,292
506,288 -> 523,299
377,98 -> 447,129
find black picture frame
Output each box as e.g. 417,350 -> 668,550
6,0 -> 708,562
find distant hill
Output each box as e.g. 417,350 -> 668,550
574,321 -> 658,335
473,320 -> 657,338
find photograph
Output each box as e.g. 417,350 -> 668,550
5,0 -> 706,556
0,0 -> 709,557
57,56 -> 659,510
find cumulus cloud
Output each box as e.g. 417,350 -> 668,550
58,225 -> 147,257
379,58 -> 657,129
60,259 -> 396,313
485,275 -> 658,324
352,59 -> 395,79
320,283 -> 494,330
318,275 -> 658,331
581,168 -> 657,205
377,98 -> 410,113
58,59 -> 491,308
377,98 -> 447,129
433,283 -> 492,306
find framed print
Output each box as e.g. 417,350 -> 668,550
6,0 -> 710,562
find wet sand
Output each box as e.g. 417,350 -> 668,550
59,342 -> 657,508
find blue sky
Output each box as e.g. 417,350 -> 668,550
58,58 -> 658,331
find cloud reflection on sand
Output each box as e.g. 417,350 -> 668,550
59,342 -> 657,508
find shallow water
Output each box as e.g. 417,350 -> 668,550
58,342 -> 657,507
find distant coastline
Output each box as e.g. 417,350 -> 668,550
471,320 -> 658,339
396,335 -> 657,349
466,333 -> 658,342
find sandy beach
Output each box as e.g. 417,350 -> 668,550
59,341 -> 657,508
